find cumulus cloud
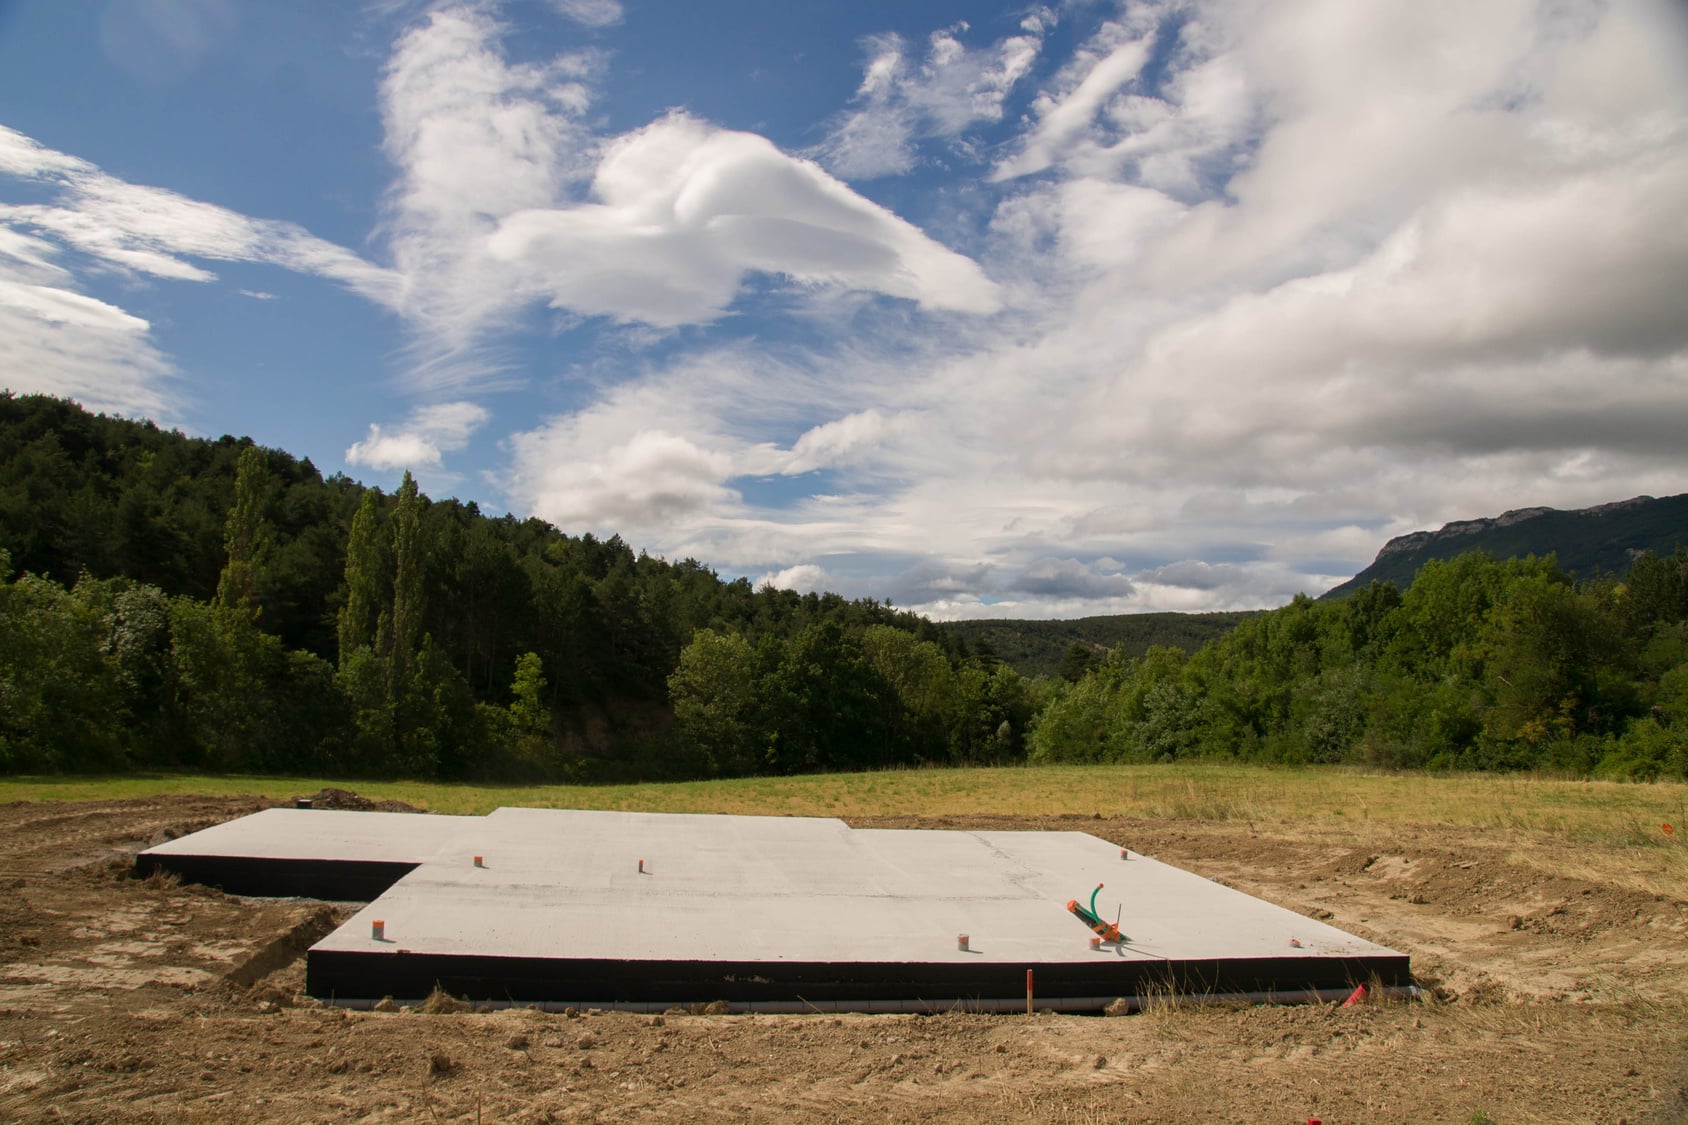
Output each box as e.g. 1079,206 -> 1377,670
816,18 -> 1047,179
345,401 -> 491,471
755,563 -> 830,593
777,409 -> 928,475
515,428 -> 739,531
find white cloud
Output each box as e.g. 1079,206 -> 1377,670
0,123 -> 402,421
0,126 -> 400,304
992,17 -> 1158,181
345,400 -> 491,471
377,4 -> 601,385
542,0 -> 622,28
781,409 -> 925,474
507,423 -> 739,533
376,6 -> 1000,390
755,563 -> 830,593
816,19 -> 1047,179
13,0 -> 1682,621
1012,557 -> 1135,599
486,112 -> 1002,327
490,0 -> 1688,618
0,226 -> 68,282
0,279 -> 175,417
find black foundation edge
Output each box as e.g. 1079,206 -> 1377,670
133,852 -> 419,901
306,949 -> 1411,1005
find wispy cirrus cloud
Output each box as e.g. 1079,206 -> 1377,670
815,14 -> 1050,179
541,0 -> 622,28
0,124 -> 399,418
0,125 -> 400,302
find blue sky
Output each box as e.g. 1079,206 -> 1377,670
3,0 -> 1687,618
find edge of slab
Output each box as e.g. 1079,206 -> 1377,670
306,946 -> 1412,1008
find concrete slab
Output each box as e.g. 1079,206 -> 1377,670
138,807 -> 1410,1010
135,807 -> 476,899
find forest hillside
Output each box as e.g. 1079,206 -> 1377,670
3,393 -> 1684,781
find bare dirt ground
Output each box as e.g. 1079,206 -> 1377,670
1,797 -> 1685,1124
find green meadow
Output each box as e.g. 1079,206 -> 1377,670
5,764 -> 1684,849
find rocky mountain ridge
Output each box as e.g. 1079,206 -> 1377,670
1323,492 -> 1688,598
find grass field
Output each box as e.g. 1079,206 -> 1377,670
3,763 -> 1684,848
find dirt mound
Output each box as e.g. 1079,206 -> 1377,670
293,787 -> 426,813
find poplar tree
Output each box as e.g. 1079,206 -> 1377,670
337,490 -> 383,669
388,470 -> 425,686
214,445 -> 273,623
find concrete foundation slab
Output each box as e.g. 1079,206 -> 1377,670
138,807 -> 1409,1010
137,807 -> 475,899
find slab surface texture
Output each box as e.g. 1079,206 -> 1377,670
139,808 -> 1410,1010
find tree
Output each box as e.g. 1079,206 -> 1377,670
388,471 -> 425,687
1057,641 -> 1100,683
1623,547 -> 1688,635
337,490 -> 384,669
668,629 -> 762,776
509,651 -> 549,738
760,624 -> 883,773
169,598 -> 339,773
0,556 -> 126,771
214,445 -> 274,623
860,625 -> 953,764
494,651 -> 560,776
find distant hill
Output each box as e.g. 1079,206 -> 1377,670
1321,493 -> 1688,599
941,611 -> 1261,679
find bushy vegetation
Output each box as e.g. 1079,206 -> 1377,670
1029,551 -> 1688,780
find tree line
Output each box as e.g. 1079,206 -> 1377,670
1030,550 -> 1688,780
943,611 -> 1261,680
4,393 -> 1684,782
0,393 -> 1022,779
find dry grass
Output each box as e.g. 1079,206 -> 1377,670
2,763 -> 1684,850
